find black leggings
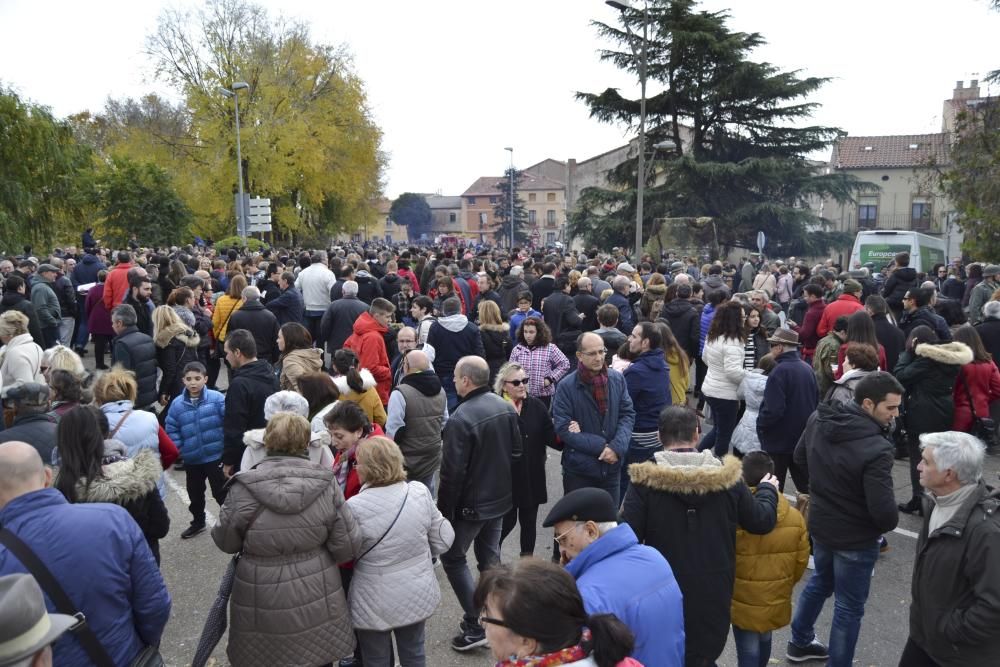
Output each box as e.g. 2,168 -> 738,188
500,504 -> 539,556
93,334 -> 112,367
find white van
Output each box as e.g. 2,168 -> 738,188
850,230 -> 947,273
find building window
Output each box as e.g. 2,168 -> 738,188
449,212 -> 457,223
479,212 -> 487,228
912,199 -> 932,230
528,210 -> 536,225
547,192 -> 556,202
467,197 -> 476,205
385,217 -> 392,228
352,233 -> 362,243
385,234 -> 392,243
489,196 -> 498,204
528,193 -> 537,202
858,201 -> 878,228
546,232 -> 556,244
546,210 -> 556,225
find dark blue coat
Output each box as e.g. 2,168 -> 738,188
165,388 -> 226,465
757,350 -> 818,454
607,291 -> 635,335
72,253 -> 106,287
265,286 -> 304,326
699,303 -> 716,355
552,368 -> 635,481
0,489 -> 171,667
566,523 -> 685,667
623,349 -> 672,431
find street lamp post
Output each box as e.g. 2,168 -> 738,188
504,146 -> 514,250
607,0 -> 649,260
220,82 -> 250,243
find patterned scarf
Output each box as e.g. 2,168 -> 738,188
495,630 -> 590,667
577,361 -> 609,415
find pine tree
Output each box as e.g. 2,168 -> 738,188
569,0 -> 866,257
493,167 -> 530,247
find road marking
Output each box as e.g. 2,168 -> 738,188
165,473 -> 217,527
784,493 -> 918,540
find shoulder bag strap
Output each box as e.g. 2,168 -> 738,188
960,371 -> 980,420
219,298 -> 244,339
0,528 -> 116,667
355,484 -> 410,562
110,409 -> 133,439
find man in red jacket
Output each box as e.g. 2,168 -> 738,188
102,251 -> 134,312
789,284 -> 826,362
344,298 -> 395,404
817,279 -> 863,338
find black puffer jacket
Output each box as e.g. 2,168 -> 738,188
660,298 -> 701,360
154,323 -> 201,400
622,451 -> 777,665
510,396 -> 556,508
895,342 -> 972,435
909,480 -> 1000,667
228,300 -> 280,363
438,386 -> 522,522
222,359 -> 279,467
112,326 -> 158,407
478,323 -> 510,385
882,266 -> 918,310
497,274 -> 529,316
793,401 -> 899,550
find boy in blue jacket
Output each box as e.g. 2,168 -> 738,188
508,291 -> 541,345
165,361 -> 227,539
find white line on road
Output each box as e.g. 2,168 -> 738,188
165,473 -> 217,527
784,493 -> 918,540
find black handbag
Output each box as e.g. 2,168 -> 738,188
960,372 -> 998,447
0,528 -> 163,667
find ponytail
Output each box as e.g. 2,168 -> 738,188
585,613 -> 634,667
333,349 -> 365,393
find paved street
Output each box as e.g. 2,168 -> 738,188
73,354 -> 997,666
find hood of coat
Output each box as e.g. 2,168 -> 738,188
500,274 -> 525,289
381,273 -> 400,285
815,400 -> 887,444
478,322 -> 509,333
232,358 -> 275,384
243,427 -> 331,451
353,310 -> 387,336
333,368 -> 376,395
154,322 -> 200,349
662,299 -> 694,317
284,347 -> 323,368
915,341 -> 973,366
356,270 -> 375,282
704,275 -> 726,289
894,267 -> 918,282
437,313 -> 470,332
0,291 -> 26,308
628,450 -> 743,495
3,332 -> 37,351
102,438 -> 128,460
75,448 -> 160,503
832,368 -> 874,388
237,457 -> 336,514
400,369 -> 442,396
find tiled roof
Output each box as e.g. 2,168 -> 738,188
462,173 -> 566,196
425,195 -> 462,209
833,133 -> 950,169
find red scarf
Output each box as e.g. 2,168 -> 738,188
577,361 -> 609,415
495,630 -> 589,667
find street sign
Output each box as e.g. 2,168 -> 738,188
756,231 -> 766,254
247,197 -> 272,233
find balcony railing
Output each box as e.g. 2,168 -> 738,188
829,212 -> 943,235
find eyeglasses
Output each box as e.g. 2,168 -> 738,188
579,349 -> 607,358
554,522 -> 584,546
478,613 -> 507,628
504,378 -> 528,386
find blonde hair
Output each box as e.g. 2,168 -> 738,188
43,345 -> 85,379
263,413 -> 311,454
356,436 -> 407,486
478,299 -> 503,327
567,270 -> 582,292
93,365 -> 138,404
493,361 -> 526,396
152,305 -> 184,337
0,310 -> 29,338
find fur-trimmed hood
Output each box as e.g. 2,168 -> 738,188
75,448 -> 160,503
628,450 -> 743,495
478,322 -> 509,333
243,427 -> 331,451
915,341 -> 973,366
333,368 -> 376,395
154,321 -> 200,349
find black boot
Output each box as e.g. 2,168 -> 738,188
897,497 -> 923,516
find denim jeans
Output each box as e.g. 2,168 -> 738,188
412,472 -> 437,498
357,621 -> 426,667
303,310 -> 324,347
619,444 -> 657,505
699,396 -> 740,457
791,539 -> 879,667
440,516 -> 502,624
440,375 -> 459,413
732,626 -> 772,667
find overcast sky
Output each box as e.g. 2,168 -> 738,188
2,0 -> 998,199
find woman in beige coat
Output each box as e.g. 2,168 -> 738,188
0,310 -> 44,398
212,413 -> 361,666
277,322 -> 323,392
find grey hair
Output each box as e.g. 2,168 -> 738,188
510,265 -> 523,277
264,391 -> 310,420
242,286 -> 261,301
919,431 -> 985,485
111,304 -> 137,327
342,280 -> 359,297
984,301 -> 1000,320
612,275 -> 630,292
493,361 -> 526,396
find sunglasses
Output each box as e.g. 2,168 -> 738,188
504,378 -> 528,386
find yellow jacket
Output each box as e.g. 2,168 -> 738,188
211,295 -> 244,342
665,348 -> 690,406
333,369 -> 387,427
731,490 -> 809,632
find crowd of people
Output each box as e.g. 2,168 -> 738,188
0,239 -> 998,667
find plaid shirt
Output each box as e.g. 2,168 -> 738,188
509,343 -> 571,397
391,291 -> 412,323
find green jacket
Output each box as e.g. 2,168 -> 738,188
812,332 -> 841,396
966,279 -> 994,325
29,279 -> 60,328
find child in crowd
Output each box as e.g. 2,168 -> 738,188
508,290 -> 541,345
165,361 -> 227,539
731,451 -> 810,667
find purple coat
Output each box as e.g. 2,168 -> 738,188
86,283 -> 115,336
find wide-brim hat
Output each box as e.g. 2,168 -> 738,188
766,328 -> 800,346
0,574 -> 77,666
